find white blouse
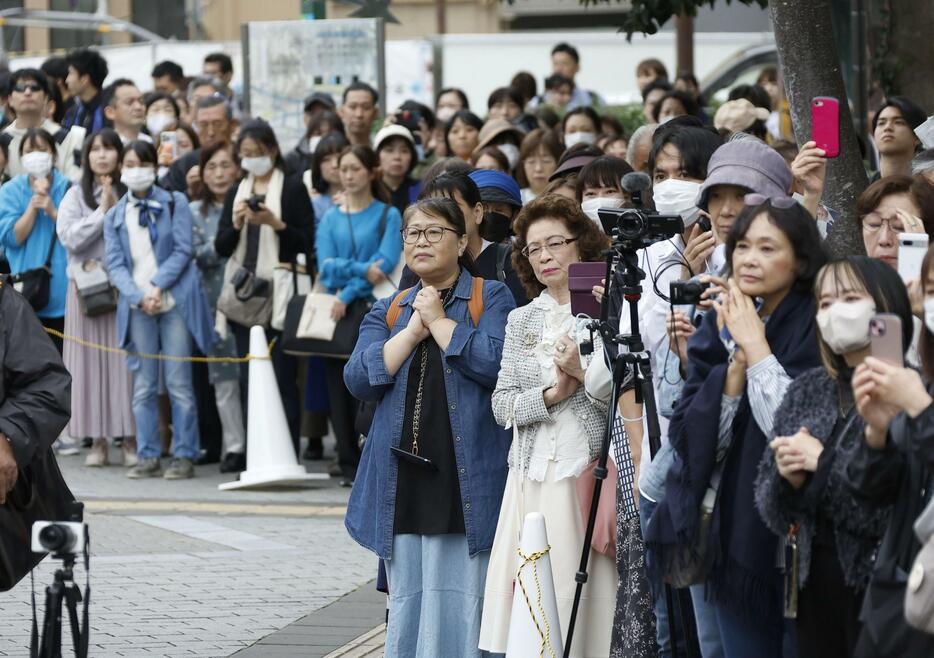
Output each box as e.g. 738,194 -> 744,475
125,201 -> 175,312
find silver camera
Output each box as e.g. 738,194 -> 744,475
31,521 -> 87,555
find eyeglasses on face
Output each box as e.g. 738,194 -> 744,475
861,214 -> 904,234
401,226 -> 460,244
744,193 -> 796,209
521,236 -> 579,258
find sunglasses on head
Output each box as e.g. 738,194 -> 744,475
744,193 -> 796,209
13,83 -> 43,94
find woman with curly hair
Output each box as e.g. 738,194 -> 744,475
479,194 -> 626,656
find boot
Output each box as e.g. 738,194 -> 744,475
84,438 -> 108,467
121,437 -> 139,467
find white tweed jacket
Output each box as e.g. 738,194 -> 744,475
492,296 -> 611,475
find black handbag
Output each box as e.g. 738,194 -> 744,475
0,447 -> 78,591
9,232 -> 57,311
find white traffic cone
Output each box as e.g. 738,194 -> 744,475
506,512 -> 564,658
219,325 -> 328,490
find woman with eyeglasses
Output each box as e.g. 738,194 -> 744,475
479,195 -> 622,657
344,197 -> 515,657
645,197 -> 828,657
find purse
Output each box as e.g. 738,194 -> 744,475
905,495 -> 934,633
0,446 -> 78,591
71,259 -> 116,317
9,231 -> 57,312
576,458 -> 619,557
271,259 -> 313,331
217,224 -> 273,328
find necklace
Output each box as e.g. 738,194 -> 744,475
410,286 -> 455,456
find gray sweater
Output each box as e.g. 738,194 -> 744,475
754,366 -> 891,590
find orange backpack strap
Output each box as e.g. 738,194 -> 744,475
385,288 -> 412,331
467,278 -> 484,327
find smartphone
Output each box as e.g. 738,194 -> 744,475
568,262 -> 606,319
870,314 -> 904,367
898,232 -> 930,283
159,130 -> 177,161
811,97 -> 840,158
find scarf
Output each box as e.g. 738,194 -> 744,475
135,192 -> 163,243
645,288 -> 820,620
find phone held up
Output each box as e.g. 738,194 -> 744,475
898,232 -> 930,284
811,97 -> 840,158
568,261 -> 605,319
870,313 -> 904,368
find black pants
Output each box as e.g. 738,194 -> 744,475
40,316 -> 64,355
192,359 -> 221,459
324,358 -> 359,479
796,542 -> 862,658
231,323 -> 301,457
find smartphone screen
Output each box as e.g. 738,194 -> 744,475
811,97 -> 840,158
898,232 -> 930,283
159,131 -> 178,161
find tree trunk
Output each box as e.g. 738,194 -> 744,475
769,0 -> 868,258
889,0 -> 934,112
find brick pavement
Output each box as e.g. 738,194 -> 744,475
0,449 -> 385,657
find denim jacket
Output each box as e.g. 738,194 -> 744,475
343,269 -> 516,559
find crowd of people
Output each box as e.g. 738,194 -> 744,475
0,38 -> 932,658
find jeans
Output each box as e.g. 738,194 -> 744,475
713,599 -> 784,658
129,308 -> 199,460
689,585 -> 725,658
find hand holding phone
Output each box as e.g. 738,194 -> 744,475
870,314 -> 904,367
811,97 -> 840,158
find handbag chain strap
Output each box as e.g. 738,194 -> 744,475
409,286 -> 454,456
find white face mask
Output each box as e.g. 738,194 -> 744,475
241,155 -> 274,177
816,299 -> 876,355
146,113 -> 175,137
497,143 -> 519,170
564,131 -> 596,149
653,178 -> 702,228
308,135 -> 322,154
436,106 -> 456,124
924,298 -> 934,334
121,167 -> 156,193
22,151 -> 53,178
581,197 -> 624,225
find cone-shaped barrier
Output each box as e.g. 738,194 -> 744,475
219,326 -> 328,490
506,512 -> 564,658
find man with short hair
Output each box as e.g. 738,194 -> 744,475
872,96 -> 926,180
339,82 -> 379,146
626,123 -> 658,173
160,95 -> 235,197
103,78 -> 150,145
550,42 -> 602,110
203,52 -> 233,86
151,60 -> 185,95
3,68 -> 83,180
62,48 -> 108,132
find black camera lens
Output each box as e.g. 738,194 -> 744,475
39,524 -> 74,552
618,209 -> 646,240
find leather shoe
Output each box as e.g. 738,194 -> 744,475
220,452 -> 246,473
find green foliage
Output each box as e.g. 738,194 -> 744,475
577,0 -> 769,39
603,104 -> 648,137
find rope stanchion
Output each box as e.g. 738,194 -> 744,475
515,545 -> 557,658
42,327 -> 274,363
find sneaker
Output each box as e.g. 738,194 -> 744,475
219,452 -> 246,474
84,438 -> 109,467
121,438 -> 139,467
55,436 -> 81,456
163,457 -> 195,480
127,457 -> 162,479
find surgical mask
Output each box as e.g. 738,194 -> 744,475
22,151 -> 53,178
121,167 -> 156,193
653,179 -> 702,228
436,106 -> 456,124
497,143 -> 519,170
146,113 -> 175,137
481,211 -> 512,243
925,298 -> 934,334
581,197 -> 624,225
816,299 -> 875,355
241,155 -> 274,177
308,135 -> 322,154
564,131 -> 596,149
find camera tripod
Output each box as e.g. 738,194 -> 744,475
31,553 -> 89,658
563,244 -> 699,658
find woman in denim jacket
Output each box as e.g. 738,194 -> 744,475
344,197 -> 515,657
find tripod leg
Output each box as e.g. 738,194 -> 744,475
63,586 -> 83,658
40,578 -> 64,658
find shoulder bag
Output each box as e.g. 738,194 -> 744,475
9,231 -> 57,312
905,491 -> 934,633
71,259 -> 117,317
217,223 -> 273,328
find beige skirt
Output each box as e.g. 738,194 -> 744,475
479,462 -> 617,657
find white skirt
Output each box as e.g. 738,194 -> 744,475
479,462 -> 617,657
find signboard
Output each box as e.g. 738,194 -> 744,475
242,18 -> 385,149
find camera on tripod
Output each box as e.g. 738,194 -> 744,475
595,171 -> 684,249
32,521 -> 87,556
669,277 -> 710,306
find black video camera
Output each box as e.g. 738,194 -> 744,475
246,194 -> 266,212
598,207 -> 684,249
669,277 -> 710,306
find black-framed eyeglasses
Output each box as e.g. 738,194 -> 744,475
744,193 -> 796,209
521,236 -> 579,258
401,226 -> 460,244
13,83 -> 42,94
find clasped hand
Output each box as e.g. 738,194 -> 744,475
769,427 -> 824,489
712,280 -> 768,365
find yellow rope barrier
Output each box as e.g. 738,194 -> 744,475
515,545 -> 557,658
42,327 -> 274,363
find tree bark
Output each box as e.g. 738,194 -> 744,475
888,0 -> 934,112
769,0 -> 868,258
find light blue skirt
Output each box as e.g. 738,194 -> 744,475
385,534 -> 501,658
